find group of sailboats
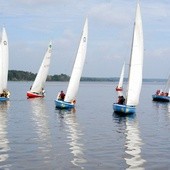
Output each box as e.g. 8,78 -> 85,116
113,1 -> 170,115
1,2 -> 167,116
0,2 -> 144,115
54,1 -> 144,114
27,18 -> 88,110
0,27 -> 53,101
0,18 -> 88,111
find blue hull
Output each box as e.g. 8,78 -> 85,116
152,94 -> 170,102
0,97 -> 9,102
55,100 -> 75,109
113,103 -> 136,114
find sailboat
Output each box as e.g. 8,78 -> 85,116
152,74 -> 170,102
0,27 -> 10,102
27,42 -> 52,98
116,62 -> 125,91
55,18 -> 88,109
113,2 -> 144,114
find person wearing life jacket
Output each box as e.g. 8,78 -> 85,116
59,90 -> 65,101
156,90 -> 160,95
117,96 -> 125,105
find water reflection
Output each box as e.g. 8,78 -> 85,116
152,101 -> 169,112
152,101 -> 170,122
168,103 -> 170,114
0,102 -> 10,169
29,98 -> 52,162
113,113 -> 145,169
56,109 -> 86,169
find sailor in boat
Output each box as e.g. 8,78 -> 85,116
165,92 -> 169,96
160,91 -> 169,96
58,90 -> 65,101
72,99 -> 76,104
41,88 -> 45,95
155,89 -> 168,97
160,92 -> 164,96
117,95 -> 125,105
0,89 -> 10,98
30,87 -> 45,96
156,89 -> 160,95
116,86 -> 122,91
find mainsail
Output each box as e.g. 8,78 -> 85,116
126,3 -> 143,106
0,27 -> 9,94
30,42 -> 52,93
64,18 -> 88,102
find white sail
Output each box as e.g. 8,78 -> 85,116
117,62 -> 125,89
64,18 -> 88,102
0,40 -> 3,93
30,42 -> 52,93
164,74 -> 170,93
126,3 -> 143,106
0,27 -> 9,94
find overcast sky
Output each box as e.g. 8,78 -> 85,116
0,0 -> 170,79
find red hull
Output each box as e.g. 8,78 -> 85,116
116,87 -> 123,91
27,92 -> 44,98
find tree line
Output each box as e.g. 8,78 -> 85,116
8,70 -> 166,82
8,70 -> 118,82
8,70 -> 70,81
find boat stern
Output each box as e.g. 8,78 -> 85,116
113,103 -> 136,114
0,97 -> 9,102
55,100 -> 75,109
152,94 -> 170,102
116,87 -> 123,91
27,91 -> 44,98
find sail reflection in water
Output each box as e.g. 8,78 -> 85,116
168,104 -> 170,116
0,102 -> 10,169
57,109 -> 86,169
124,116 -> 146,170
29,98 -> 52,163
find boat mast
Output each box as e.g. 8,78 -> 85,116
126,3 -> 137,103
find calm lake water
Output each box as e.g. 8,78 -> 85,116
0,81 -> 170,170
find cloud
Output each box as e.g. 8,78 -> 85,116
1,0 -> 170,78
143,1 -> 170,19
146,47 -> 170,59
89,2 -> 132,26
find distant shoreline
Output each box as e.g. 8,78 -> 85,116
8,70 -> 167,82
